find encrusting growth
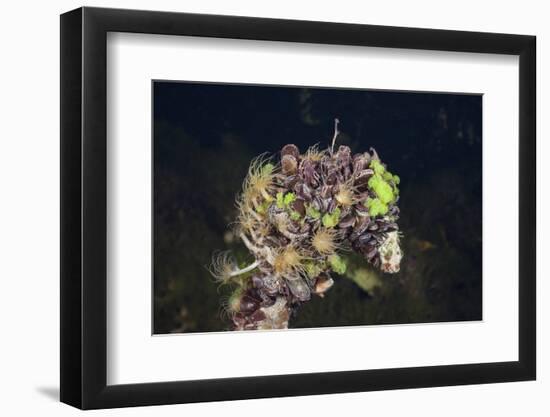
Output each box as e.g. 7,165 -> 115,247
210,120 -> 403,330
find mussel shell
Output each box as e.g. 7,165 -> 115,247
286,277 -> 311,302
353,154 -> 369,173
300,159 -> 320,187
326,198 -> 337,213
314,274 -> 334,295
250,309 -> 266,323
358,233 -> 372,244
281,154 -> 298,175
294,182 -> 313,201
292,198 -> 306,216
320,184 -> 333,199
338,215 -> 356,229
283,174 -> 298,189
355,204 -> 370,218
240,293 -> 261,313
354,169 -> 374,189
281,143 -> 300,159
353,216 -> 371,236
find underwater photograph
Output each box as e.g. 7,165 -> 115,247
153,81 -> 482,334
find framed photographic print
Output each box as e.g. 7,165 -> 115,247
60,6 -> 536,409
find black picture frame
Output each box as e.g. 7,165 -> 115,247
60,6 -> 536,410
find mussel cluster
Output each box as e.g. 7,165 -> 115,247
211,134 -> 402,330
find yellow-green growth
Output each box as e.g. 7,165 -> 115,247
304,261 -> 324,279
322,207 -> 341,228
368,159 -> 399,207
276,192 -> 284,208
277,192 -> 296,209
368,174 -> 395,204
261,163 -> 274,176
290,210 -> 301,221
255,199 -> 271,214
306,204 -> 321,220
348,267 -> 382,293
328,254 -> 347,275
365,197 -> 388,217
371,159 -> 386,176
283,192 -> 296,206
392,175 -> 400,196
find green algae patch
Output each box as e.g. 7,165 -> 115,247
365,197 -> 389,217
368,173 -> 395,204
304,261 -> 324,279
328,254 -> 347,275
306,204 -> 321,220
366,159 -> 400,216
322,207 -> 341,228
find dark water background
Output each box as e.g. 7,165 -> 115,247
153,81 -> 482,334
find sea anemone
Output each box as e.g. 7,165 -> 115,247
335,182 -> 356,208
273,246 -> 306,276
311,228 -> 340,255
209,251 -> 237,283
241,155 -> 277,205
